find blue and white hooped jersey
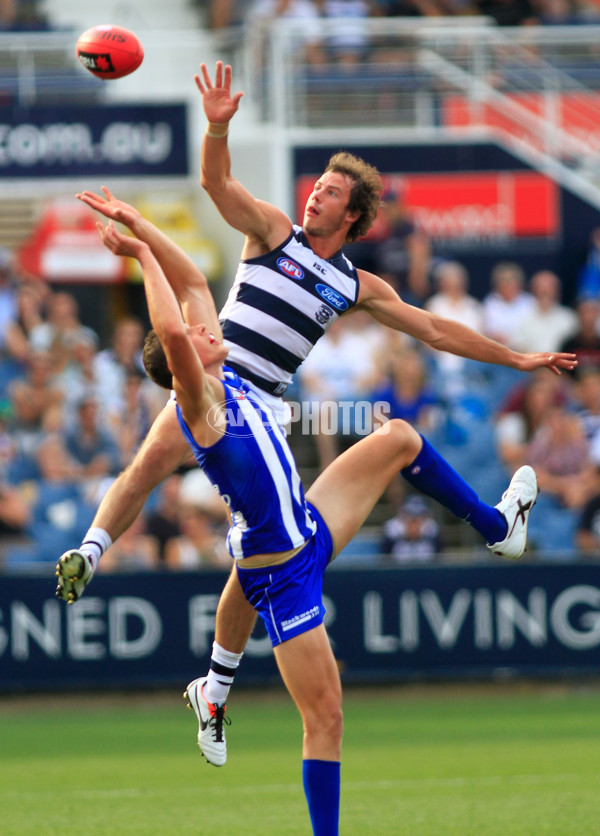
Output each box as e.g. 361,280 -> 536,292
219,225 -> 359,394
175,368 -> 317,560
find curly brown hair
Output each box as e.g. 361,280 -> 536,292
142,329 -> 173,390
324,152 -> 383,242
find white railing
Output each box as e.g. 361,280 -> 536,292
5,21 -> 600,203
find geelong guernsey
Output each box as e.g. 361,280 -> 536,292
175,369 -> 317,560
219,225 -> 359,395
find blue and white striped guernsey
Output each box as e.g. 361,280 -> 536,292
175,369 -> 317,560
219,224 -> 359,395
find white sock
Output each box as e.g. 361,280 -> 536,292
80,527 -> 113,571
204,641 -> 243,706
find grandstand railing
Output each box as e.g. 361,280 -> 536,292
5,20 -> 600,207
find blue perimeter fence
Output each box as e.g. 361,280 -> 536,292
1,563 -> 600,692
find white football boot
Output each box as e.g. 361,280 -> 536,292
55,549 -> 95,604
487,465 -> 539,560
184,677 -> 230,767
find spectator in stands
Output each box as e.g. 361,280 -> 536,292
380,494 -> 442,564
425,260 -> 483,400
207,0 -> 254,28
8,348 -> 63,459
577,226 -> 600,300
146,473 -> 184,563
63,395 -> 120,486
29,291 -> 98,376
0,480 -> 28,539
0,248 -> 18,354
116,369 -> 156,467
372,0 -> 457,15
2,282 -> 45,367
164,504 -> 230,570
247,0 -> 325,63
374,187 -> 431,306
94,316 -> 147,406
576,491 -> 600,553
572,365 -> 600,442
537,0 -> 582,24
476,0 -> 538,25
370,345 -> 440,430
494,369 -> 566,472
482,261 -> 535,348
558,293 -> 600,379
527,404 -> 598,510
21,434 -> 96,561
317,0 -> 374,65
299,312 -> 386,468
512,270 -> 578,354
55,330 -> 121,429
98,515 -> 159,573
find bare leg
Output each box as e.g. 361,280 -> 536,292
274,625 -> 342,835
273,625 -> 343,760
92,403 -> 192,541
214,565 -> 257,653
306,418 -> 422,555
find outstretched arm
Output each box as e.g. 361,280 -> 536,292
194,61 -> 291,255
357,269 -> 577,375
77,187 -> 221,336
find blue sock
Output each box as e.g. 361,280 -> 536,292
302,759 -> 340,836
401,436 -> 507,544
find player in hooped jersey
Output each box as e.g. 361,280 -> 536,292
56,62 -> 576,781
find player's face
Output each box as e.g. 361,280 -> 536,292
303,171 -> 359,238
187,324 -> 229,365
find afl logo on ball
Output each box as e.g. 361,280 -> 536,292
277,257 -> 304,280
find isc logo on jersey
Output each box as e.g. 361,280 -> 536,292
315,284 -> 348,311
277,257 -> 304,280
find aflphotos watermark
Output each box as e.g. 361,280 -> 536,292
207,400 -> 392,438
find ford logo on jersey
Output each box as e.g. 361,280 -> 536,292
315,283 -> 348,311
277,257 -> 304,280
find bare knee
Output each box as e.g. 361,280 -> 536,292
385,419 -> 422,467
304,696 -> 343,749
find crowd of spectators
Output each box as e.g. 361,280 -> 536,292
3,223 -> 600,569
0,248 -> 229,573
200,0 -> 600,34
294,218 -> 600,562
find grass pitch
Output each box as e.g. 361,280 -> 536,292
0,681 -> 598,835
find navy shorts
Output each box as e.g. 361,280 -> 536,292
235,502 -> 334,647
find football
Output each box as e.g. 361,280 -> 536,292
76,24 -> 144,80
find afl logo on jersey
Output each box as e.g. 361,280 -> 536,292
315,283 -> 348,311
277,257 -> 304,280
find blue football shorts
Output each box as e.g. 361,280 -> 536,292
235,502 -> 334,647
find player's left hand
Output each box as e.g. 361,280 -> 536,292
518,352 -> 577,376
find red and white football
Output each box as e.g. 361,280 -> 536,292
76,24 -> 144,80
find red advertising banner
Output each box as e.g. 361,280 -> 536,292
296,170 -> 559,244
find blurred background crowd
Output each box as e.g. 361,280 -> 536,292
3,0 -> 600,35
2,199 -> 600,572
2,1 -> 600,572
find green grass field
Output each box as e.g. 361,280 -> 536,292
0,682 -> 598,835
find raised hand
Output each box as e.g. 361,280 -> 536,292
194,61 -> 243,125
519,352 -> 578,376
77,186 -> 140,228
97,220 -> 148,260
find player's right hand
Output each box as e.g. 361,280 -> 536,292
55,549 -> 94,604
76,187 -> 140,228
